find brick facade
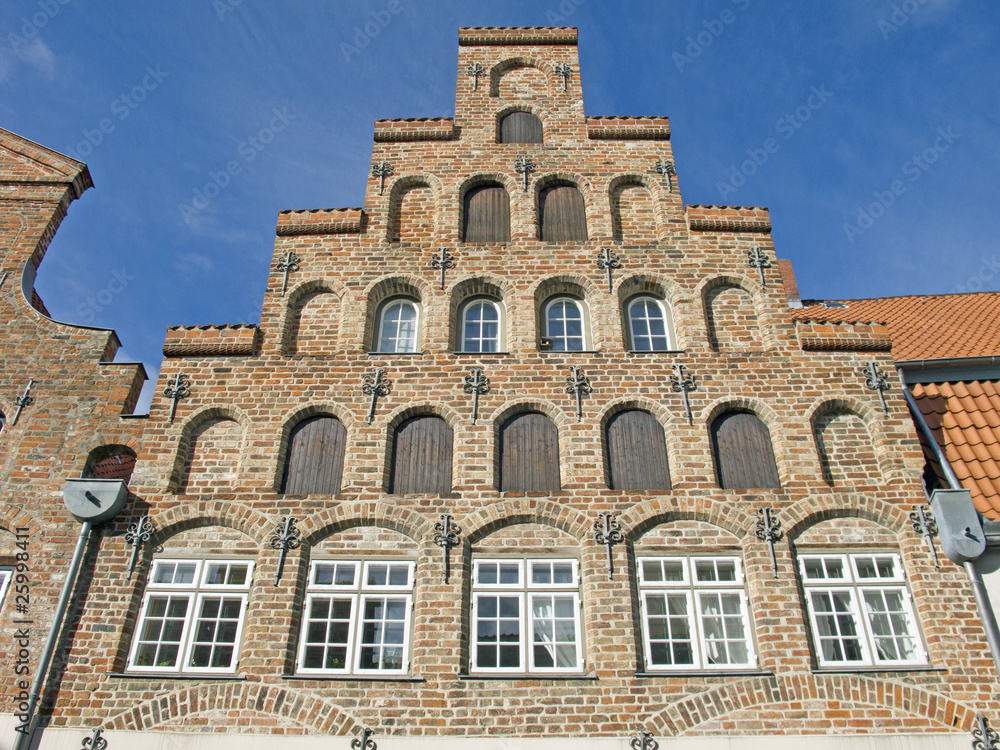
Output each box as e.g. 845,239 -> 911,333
0,26 -> 995,749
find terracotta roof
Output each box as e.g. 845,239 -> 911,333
792,293 -> 1000,361
911,380 -> 1000,519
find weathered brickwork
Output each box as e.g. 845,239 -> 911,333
1,26 -> 996,748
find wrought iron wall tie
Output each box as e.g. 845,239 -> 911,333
746,246 -> 772,288
430,248 -> 455,290
351,727 -> 377,750
596,248 -> 622,294
565,366 -> 592,422
269,516 -> 301,585
11,377 -> 34,426
361,368 -> 391,424
124,515 -> 154,580
670,365 -> 696,425
593,512 -> 624,579
514,155 -> 535,191
630,727 -> 658,750
973,715 -> 999,750
654,159 -> 676,192
81,728 -> 107,750
466,62 -> 485,90
754,506 -> 783,578
554,62 -> 572,91
862,360 -> 892,416
433,514 -> 461,583
463,368 -> 490,424
371,161 -> 393,195
275,251 -> 300,297
162,373 -> 190,424
910,504 -> 939,568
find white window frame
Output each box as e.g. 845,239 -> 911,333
127,559 -> 253,675
626,296 -> 677,352
543,296 -> 589,352
297,559 -> 414,676
459,298 -> 504,353
800,552 -> 925,668
470,558 -> 584,675
637,556 -> 756,672
0,566 -> 12,608
376,298 -> 420,353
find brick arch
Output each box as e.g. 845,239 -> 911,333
380,401 -> 464,494
150,501 -> 272,548
783,494 -> 909,540
696,274 -> 771,351
532,171 -> 598,241
104,682 -> 358,735
607,174 -> 662,244
598,398 -> 676,492
457,173 -> 518,243
386,173 -> 444,243
701,397 -> 788,489
77,431 -> 143,456
490,399 -> 568,491
0,504 -> 42,537
463,497 -> 591,544
615,273 -> 682,351
489,56 -> 554,98
494,103 -> 551,143
273,403 -> 356,493
806,396 -> 890,485
298,500 -> 432,546
618,495 -> 750,539
532,274 -> 601,350
281,278 -> 348,356
362,275 -> 433,352
447,273 -> 512,351
169,404 -> 249,493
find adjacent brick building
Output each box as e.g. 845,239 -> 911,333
2,26 -> 999,750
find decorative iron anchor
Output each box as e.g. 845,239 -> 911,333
596,248 -> 622,295
754,506 -> 783,578
361,368 -> 391,424
11,377 -> 33,426
371,161 -> 393,195
275,251 -> 300,297
463,368 -> 490,424
670,365 -> 696,425
747,246 -> 772,288
909,504 -> 939,568
162,373 -> 190,424
554,62 -> 573,91
123,515 -> 154,580
351,727 -> 377,750
565,366 -> 592,422
654,159 -> 676,192
514,155 -> 535,191
433,514 -> 461,583
973,715 -> 999,750
862,360 -> 892,416
466,62 -> 485,91
430,248 -> 455,290
269,516 -> 301,585
81,728 -> 108,750
593,512 -> 624,579
630,727 -> 658,750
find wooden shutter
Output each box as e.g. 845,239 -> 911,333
606,410 -> 671,490
500,112 -> 543,143
389,415 -> 453,494
711,412 -> 781,489
500,412 -> 560,492
463,185 -> 510,243
87,451 -> 137,482
282,416 -> 347,495
540,184 -> 588,242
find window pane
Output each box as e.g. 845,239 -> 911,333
629,298 -> 670,351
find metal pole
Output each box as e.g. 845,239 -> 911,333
14,521 -> 93,750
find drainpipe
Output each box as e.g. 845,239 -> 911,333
898,367 -> 1000,676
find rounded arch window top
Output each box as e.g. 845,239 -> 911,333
627,295 -> 677,352
544,296 -> 589,352
460,297 -> 504,353
376,298 -> 420,354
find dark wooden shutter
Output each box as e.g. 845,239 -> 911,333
540,184 -> 588,242
463,185 -> 510,243
282,416 -> 347,495
606,410 -> 671,490
389,415 -> 453,494
500,412 -> 560,492
711,411 -> 781,489
500,112 -> 543,143
87,451 -> 137,482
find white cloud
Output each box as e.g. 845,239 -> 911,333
173,251 -> 214,275
0,36 -> 56,83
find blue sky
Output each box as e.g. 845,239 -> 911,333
1,0 -> 997,411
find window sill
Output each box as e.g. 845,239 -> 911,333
282,674 -> 425,682
812,664 -> 946,675
367,351 -> 424,357
453,351 -> 512,356
458,672 -> 597,681
537,350 -> 601,355
635,669 -> 774,678
108,671 -> 247,680
626,349 -> 686,355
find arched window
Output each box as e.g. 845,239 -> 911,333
627,296 -> 677,352
499,111 -> 543,143
499,412 -> 560,492
376,298 -> 419,353
463,183 -> 510,243
460,298 -> 503,353
281,415 -> 347,495
389,415 -> 453,494
544,297 -> 587,351
711,411 -> 781,490
83,445 -> 137,484
539,183 -> 587,242
606,410 -> 671,490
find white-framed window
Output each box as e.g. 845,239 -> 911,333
128,559 -> 253,674
627,296 -> 676,351
471,558 -> 583,674
544,297 -> 588,352
637,556 -> 756,671
800,552 -> 925,667
460,298 -> 503,353
297,559 -> 414,675
376,298 -> 419,353
0,566 -> 12,608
